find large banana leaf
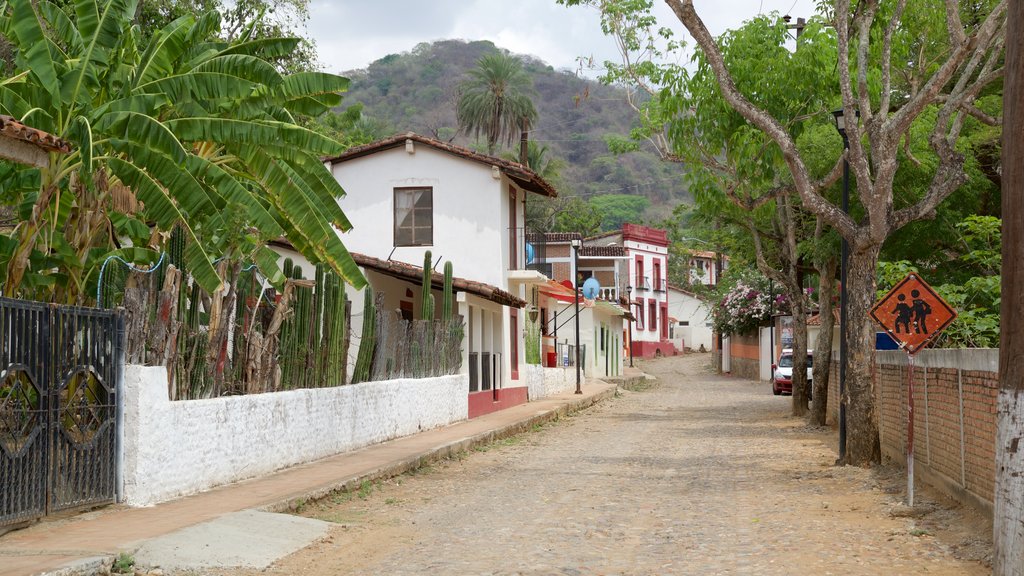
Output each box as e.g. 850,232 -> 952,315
98,111 -> 188,163
38,1 -> 84,57
245,149 -> 365,289
63,0 -> 130,112
132,15 -> 194,88
217,37 -> 301,61
165,118 -> 344,156
191,54 -> 283,87
182,155 -> 284,237
134,73 -> 257,103
109,140 -> 224,227
106,158 -> 222,292
10,0 -> 61,104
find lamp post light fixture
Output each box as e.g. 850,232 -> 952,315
571,238 -> 583,394
626,285 -> 634,368
832,107 -> 858,463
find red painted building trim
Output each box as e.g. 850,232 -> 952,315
630,340 -> 677,358
660,302 -> 669,339
510,308 -> 519,380
622,223 -> 669,247
468,386 -> 529,419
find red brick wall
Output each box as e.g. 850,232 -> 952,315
833,350 -> 999,516
553,262 -> 571,283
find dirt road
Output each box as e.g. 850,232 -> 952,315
205,353 -> 991,575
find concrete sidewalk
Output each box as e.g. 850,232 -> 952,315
0,377 -> 628,576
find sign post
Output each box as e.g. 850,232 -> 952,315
870,273 -> 957,506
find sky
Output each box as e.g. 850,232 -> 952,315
306,0 -> 822,76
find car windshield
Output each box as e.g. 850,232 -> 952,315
778,354 -> 812,368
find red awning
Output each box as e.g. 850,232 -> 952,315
540,280 -> 578,303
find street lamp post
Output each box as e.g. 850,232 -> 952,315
832,108 -> 857,463
571,238 -> 583,394
626,285 -> 634,368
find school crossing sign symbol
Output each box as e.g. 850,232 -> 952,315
870,273 -> 957,355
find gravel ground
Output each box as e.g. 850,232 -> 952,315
195,353 -> 992,576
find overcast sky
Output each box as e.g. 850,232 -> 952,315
307,0 -> 821,76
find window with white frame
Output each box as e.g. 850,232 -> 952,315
394,187 -> 433,246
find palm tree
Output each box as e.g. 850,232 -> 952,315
0,0 -> 366,302
456,52 -> 537,156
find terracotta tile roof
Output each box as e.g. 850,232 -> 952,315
325,132 -> 557,198
690,250 -> 719,259
584,230 -> 621,242
0,115 -> 72,154
351,252 -> 526,309
579,245 -> 626,257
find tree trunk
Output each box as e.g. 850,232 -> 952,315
842,240 -> 883,465
994,2 -> 1024,573
789,290 -> 809,417
810,258 -> 837,426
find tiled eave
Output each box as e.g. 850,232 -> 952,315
352,252 -> 526,309
0,115 -> 72,154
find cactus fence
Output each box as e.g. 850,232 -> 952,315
100,237 -> 464,398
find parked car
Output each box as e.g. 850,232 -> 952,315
772,349 -> 813,397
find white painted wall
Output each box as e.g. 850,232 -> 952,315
667,288 -> 713,352
330,145 -> 512,289
759,326 -> 773,381
523,364 -> 577,400
122,365 -> 468,506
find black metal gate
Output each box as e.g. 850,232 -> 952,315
0,297 -> 123,528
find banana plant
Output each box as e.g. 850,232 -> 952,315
0,0 -> 366,303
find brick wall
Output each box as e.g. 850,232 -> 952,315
553,262 -> 571,283
828,350 -> 999,516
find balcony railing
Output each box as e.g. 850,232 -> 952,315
512,227 -> 555,273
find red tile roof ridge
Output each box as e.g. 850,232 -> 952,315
324,132 -> 556,198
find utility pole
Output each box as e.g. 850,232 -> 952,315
994,3 -> 1024,574
782,14 -> 805,38
520,117 -> 529,165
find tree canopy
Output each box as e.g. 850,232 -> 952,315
456,52 -> 538,155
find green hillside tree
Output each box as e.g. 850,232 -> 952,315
0,0 -> 366,302
456,52 -> 538,155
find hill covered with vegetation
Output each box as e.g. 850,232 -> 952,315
337,39 -> 690,225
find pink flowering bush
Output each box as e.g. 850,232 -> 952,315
712,275 -> 789,336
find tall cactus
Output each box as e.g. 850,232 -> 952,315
420,250 -> 433,320
352,286 -> 376,383
323,272 -> 348,386
442,261 -> 453,321
312,263 -> 326,387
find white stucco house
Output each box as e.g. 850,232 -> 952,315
583,224 -> 674,357
688,250 -> 727,287
321,133 -> 559,417
666,284 -> 713,353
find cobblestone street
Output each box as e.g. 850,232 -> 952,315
208,353 -> 991,576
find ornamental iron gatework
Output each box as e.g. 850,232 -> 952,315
0,297 -> 123,528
